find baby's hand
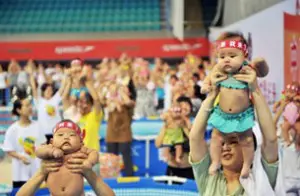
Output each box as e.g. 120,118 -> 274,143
52,148 -> 64,159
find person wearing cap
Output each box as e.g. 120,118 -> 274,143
35,120 -> 99,196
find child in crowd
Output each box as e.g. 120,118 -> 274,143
160,102 -> 187,163
206,38 -> 268,178
3,97 -> 46,188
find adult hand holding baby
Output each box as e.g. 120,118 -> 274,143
233,66 -> 258,92
40,159 -> 63,176
66,150 -> 91,174
208,69 -> 227,98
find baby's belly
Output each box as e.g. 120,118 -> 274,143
219,88 -> 250,114
47,166 -> 84,196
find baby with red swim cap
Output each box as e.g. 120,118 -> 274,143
36,120 -> 99,196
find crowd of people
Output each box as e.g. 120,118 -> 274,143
0,31 -> 300,196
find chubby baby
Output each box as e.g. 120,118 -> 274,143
36,120 -> 99,196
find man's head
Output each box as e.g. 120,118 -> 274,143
220,132 -> 257,173
52,120 -> 84,154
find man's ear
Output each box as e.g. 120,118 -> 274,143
50,138 -> 53,144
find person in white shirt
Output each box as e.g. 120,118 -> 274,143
2,97 -> 46,188
274,96 -> 300,195
28,66 -> 72,144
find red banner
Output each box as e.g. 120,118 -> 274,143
0,37 -> 209,61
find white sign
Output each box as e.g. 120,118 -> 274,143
55,45 -> 95,54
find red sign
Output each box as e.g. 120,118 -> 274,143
0,37 -> 209,60
284,13 -> 300,86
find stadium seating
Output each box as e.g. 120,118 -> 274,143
0,0 -> 161,34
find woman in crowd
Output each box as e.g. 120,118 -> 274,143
3,96 -> 46,188
155,96 -> 194,179
29,64 -> 71,144
274,93 -> 300,195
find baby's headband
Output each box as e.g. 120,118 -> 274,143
53,121 -> 85,140
217,40 -> 248,55
286,84 -> 300,95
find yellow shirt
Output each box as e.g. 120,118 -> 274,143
78,109 -> 103,151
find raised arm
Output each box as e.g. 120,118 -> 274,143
234,66 -> 278,163
189,90 -> 218,162
66,152 -> 115,196
16,160 -> 62,196
82,69 -> 102,115
189,70 -> 225,163
27,65 -> 38,99
252,88 -> 278,162
273,100 -> 288,125
83,170 -> 115,196
60,74 -> 72,100
16,170 -> 46,196
155,126 -> 167,148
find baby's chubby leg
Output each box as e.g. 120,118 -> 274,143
162,147 -> 172,162
238,129 -> 254,178
209,129 -> 223,175
175,144 -> 183,163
